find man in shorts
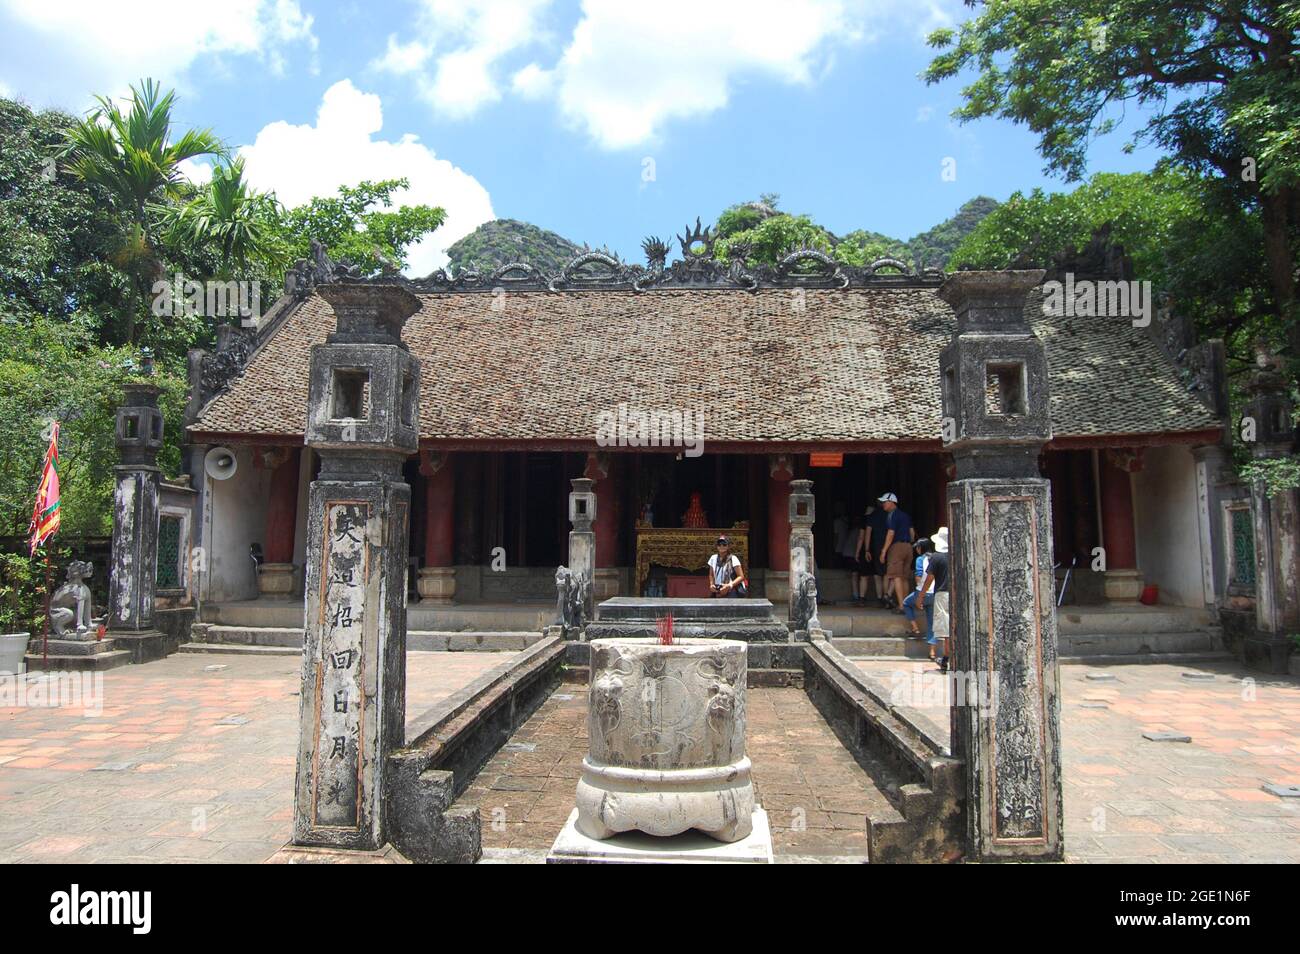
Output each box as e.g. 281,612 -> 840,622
875,492 -> 916,612
853,503 -> 890,605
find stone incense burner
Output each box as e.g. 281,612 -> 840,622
576,637 -> 754,843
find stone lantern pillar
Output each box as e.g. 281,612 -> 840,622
1241,343 -> 1299,673
291,281 -> 421,852
552,477 -> 596,637
788,478 -> 821,636
107,382 -> 170,662
937,270 -> 1064,862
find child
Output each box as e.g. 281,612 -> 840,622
902,539 -> 933,639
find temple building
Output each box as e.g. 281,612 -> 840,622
179,238 -> 1233,642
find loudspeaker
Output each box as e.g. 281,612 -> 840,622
204,446 -> 238,481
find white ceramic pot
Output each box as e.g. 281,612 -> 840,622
0,632 -> 31,675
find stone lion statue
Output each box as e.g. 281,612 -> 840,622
49,560 -> 101,639
554,565 -> 590,633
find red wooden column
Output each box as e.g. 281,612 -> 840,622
766,454 -> 794,601
258,446 -> 301,596
418,450 -> 456,604
1098,447 -> 1143,601
586,452 -> 621,598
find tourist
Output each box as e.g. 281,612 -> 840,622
916,527 -> 951,672
876,492 -> 916,611
853,503 -> 890,605
902,539 -> 933,639
707,535 -> 748,597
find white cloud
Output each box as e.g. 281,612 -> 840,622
916,105 -> 935,123
0,0 -> 317,107
374,0 -> 962,146
238,80 -> 494,276
178,158 -> 215,186
371,0 -> 554,118
511,63 -> 553,100
371,35 -> 432,76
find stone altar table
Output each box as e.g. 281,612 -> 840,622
585,597 -> 790,642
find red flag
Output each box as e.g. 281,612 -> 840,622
29,422 -> 61,554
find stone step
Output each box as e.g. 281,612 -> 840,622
200,625 -> 303,647
30,637 -> 119,656
23,650 -> 132,672
194,624 -> 546,653
203,601 -> 555,632
1060,630 -> 1225,658
178,642 -> 300,657
1055,607 -> 1217,635
830,636 -> 930,658
1060,650 -> 1234,666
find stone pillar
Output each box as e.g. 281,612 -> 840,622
552,477 -> 596,638
1099,448 -> 1143,601
257,446 -> 301,598
585,452 -> 620,599
788,478 -> 822,636
1241,344 -> 1300,673
766,455 -> 793,602
1191,442 -> 1231,607
292,282 -> 421,851
417,449 -> 456,605
938,270 -> 1063,862
107,383 -> 173,663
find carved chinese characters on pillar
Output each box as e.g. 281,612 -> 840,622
986,497 -> 1046,842
312,501 -> 369,830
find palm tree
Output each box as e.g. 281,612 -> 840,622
160,157 -> 288,278
62,78 -> 224,343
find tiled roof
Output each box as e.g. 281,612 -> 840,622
189,286 -> 1221,444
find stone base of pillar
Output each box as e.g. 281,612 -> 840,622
1103,569 -> 1143,602
417,566 -> 456,605
107,629 -> 177,664
1242,632 -> 1293,675
764,571 -> 789,603
592,568 -> 620,600
257,563 -> 297,598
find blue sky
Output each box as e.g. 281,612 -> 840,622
0,0 -> 1166,274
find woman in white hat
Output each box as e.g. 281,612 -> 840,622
915,527 -> 951,672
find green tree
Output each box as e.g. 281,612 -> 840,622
714,213 -> 835,265
0,99 -> 132,335
61,79 -> 225,344
0,316 -> 184,538
159,157 -> 287,278
274,179 -> 446,277
925,1 -> 1300,369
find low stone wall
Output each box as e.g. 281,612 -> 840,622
384,636 -> 565,863
802,637 -> 965,863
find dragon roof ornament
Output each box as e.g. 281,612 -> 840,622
283,220 -> 946,297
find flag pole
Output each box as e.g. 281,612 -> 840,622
41,550 -> 51,671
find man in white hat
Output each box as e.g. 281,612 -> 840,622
875,492 -> 916,612
916,527 -> 951,672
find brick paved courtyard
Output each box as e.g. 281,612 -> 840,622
1,650 -> 1296,863
0,651 -> 508,863
854,656 -> 1300,863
